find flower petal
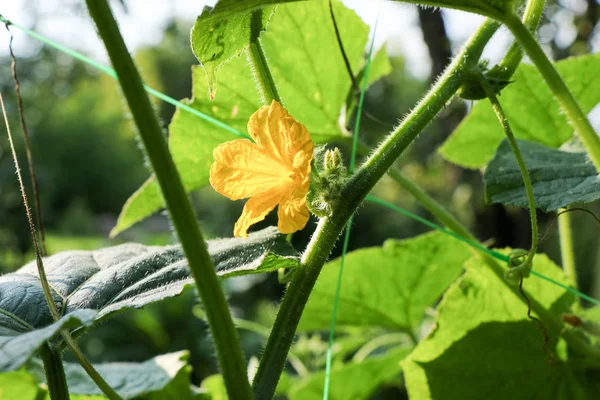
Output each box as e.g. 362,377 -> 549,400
234,188 -> 287,238
210,139 -> 290,200
277,191 -> 310,234
248,101 -> 313,166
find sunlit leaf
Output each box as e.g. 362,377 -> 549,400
289,348 -> 409,400
401,252 -> 585,399
484,139 -> 600,210
298,232 -> 471,332
0,370 -> 44,399
440,54 -> 600,168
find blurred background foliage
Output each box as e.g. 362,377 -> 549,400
1,0 -> 600,396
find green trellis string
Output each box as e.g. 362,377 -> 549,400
1,7 -> 597,347
322,1 -> 382,398
0,14 -> 250,141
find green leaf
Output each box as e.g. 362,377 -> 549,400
260,0 -> 370,142
191,5 -> 272,99
345,45 -> 393,117
402,252 -> 583,399
440,54 -> 600,168
0,370 -> 44,399
298,231 -> 471,332
484,139 -> 600,210
289,348 -> 409,400
199,374 -> 227,400
112,0 -> 389,236
30,351 -> 195,400
0,227 -> 297,370
391,0 -> 517,19
197,0 -> 303,20
0,310 -> 96,372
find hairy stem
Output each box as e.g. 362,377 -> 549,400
40,345 -> 69,400
491,0 -> 546,79
85,2 -> 252,399
477,73 -> 538,259
503,14 -> 600,173
247,9 -> 281,105
252,19 -> 501,399
558,209 -> 578,289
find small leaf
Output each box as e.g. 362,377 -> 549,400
402,252 -> 581,399
0,310 -> 96,372
191,6 -> 272,99
0,227 -> 297,371
298,232 -> 471,332
440,54 -> 600,168
30,351 -> 195,400
484,139 -> 600,210
289,348 -> 409,400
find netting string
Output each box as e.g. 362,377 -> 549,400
0,15 -> 248,140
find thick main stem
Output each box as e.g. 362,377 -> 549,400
504,15 -> 600,173
85,2 -> 252,399
40,345 -> 69,400
252,19 -> 501,399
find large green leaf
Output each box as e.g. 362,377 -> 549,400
484,139 -> 600,210
0,310 -> 96,372
191,5 -> 272,99
440,54 -> 600,168
288,348 -> 410,400
298,232 -> 471,332
30,351 -> 196,400
401,252 -> 589,399
111,0 -> 391,236
0,227 -> 297,371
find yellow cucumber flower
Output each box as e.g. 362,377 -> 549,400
210,101 -> 314,238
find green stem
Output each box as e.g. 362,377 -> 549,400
503,14 -> 600,173
477,73 -> 538,260
247,10 -> 281,105
84,2 -> 252,399
491,0 -> 546,79
62,333 -> 123,400
40,345 -> 69,400
252,19 -> 501,400
558,208 -> 578,289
